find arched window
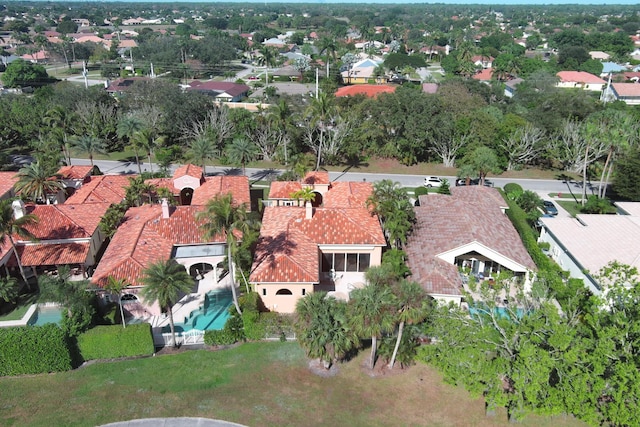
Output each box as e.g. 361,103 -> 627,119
121,294 -> 139,304
275,288 -> 293,295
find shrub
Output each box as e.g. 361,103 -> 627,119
580,195 -> 616,214
204,328 -> 239,346
0,324 -> 73,375
504,182 -> 524,200
414,186 -> 429,197
77,324 -> 154,361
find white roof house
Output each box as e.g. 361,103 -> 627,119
539,204 -> 640,295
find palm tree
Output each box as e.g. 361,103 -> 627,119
188,136 -> 217,176
227,137 -> 258,175
0,199 -> 38,284
105,276 -> 128,328
305,92 -> 336,170
349,283 -> 397,370
196,193 -> 251,315
140,259 -> 194,347
388,280 -> 430,369
70,135 -> 106,166
291,187 -> 316,205
130,128 -> 163,173
318,36 -> 338,61
14,162 -> 64,204
43,106 -> 74,165
117,115 -> 145,174
295,292 -> 358,370
0,276 -> 19,305
258,45 -> 278,85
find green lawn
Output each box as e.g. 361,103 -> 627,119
0,293 -> 38,321
556,200 -> 582,217
0,342 -> 586,427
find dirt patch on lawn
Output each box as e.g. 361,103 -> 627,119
308,358 -> 340,377
361,357 -> 411,378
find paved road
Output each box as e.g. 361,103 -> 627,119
71,158 -> 600,196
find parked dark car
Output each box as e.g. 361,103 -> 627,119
542,200 -> 558,216
455,178 -> 493,187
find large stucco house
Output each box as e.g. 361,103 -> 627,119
250,172 -> 386,313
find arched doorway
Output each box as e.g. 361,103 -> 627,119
189,262 -> 214,280
180,187 -> 194,205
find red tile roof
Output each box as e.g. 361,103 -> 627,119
405,187 -> 535,297
18,242 -> 90,266
91,205 -> 225,288
612,82 -> 640,97
57,165 -> 93,180
22,203 -> 109,240
335,84 -> 397,98
174,164 -> 203,180
65,175 -> 130,204
145,177 -> 178,195
250,181 -> 385,284
191,176 -> 250,206
303,171 -> 330,185
472,68 -> 493,81
0,172 -> 18,198
269,181 -> 303,199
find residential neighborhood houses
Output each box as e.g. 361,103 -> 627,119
4,3 -> 640,424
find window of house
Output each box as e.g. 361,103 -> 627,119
359,254 -> 370,270
121,294 -> 138,304
346,253 -> 358,272
276,289 -> 293,295
321,253 -> 371,273
334,253 -> 345,272
262,288 -> 266,296
302,289 -> 306,296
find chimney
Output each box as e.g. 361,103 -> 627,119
305,201 -> 313,220
12,200 -> 25,219
161,198 -> 170,219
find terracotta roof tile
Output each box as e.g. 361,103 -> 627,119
22,203 -> 109,240
303,171 -> 330,185
557,71 -> 605,84
65,175 -> 129,204
335,84 -> 396,98
18,242 -> 90,266
174,164 -> 203,179
0,172 -> 18,198
269,181 -> 302,199
57,165 -> 93,180
323,182 -> 372,208
191,176 -> 250,206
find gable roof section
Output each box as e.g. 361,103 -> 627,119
269,181 -> 303,199
57,165 -> 93,180
303,171 -> 330,185
22,203 -> 109,240
612,83 -> 640,97
557,71 -> 605,84
65,175 -> 130,204
173,164 -> 203,180
0,172 -> 18,198
323,182 -> 372,208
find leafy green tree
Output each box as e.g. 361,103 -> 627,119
437,179 -> 451,195
0,199 -> 38,284
226,137 -> 257,175
140,259 -> 194,347
1,59 -> 54,88
196,193 -> 251,316
614,145 -> 640,201
0,276 -> 19,305
463,146 -> 501,186
295,292 -> 358,369
14,162 -> 63,204
349,282 -> 396,369
388,280 -> 431,369
70,135 -> 106,166
367,180 -> 415,249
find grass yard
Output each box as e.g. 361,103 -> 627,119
556,200 -> 583,217
0,342 -> 586,427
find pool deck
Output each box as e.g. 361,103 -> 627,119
150,269 -> 236,329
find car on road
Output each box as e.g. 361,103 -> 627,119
542,200 -> 558,216
455,178 -> 493,187
424,176 -> 443,188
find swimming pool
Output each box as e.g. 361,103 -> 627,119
163,289 -> 233,333
27,305 -> 63,326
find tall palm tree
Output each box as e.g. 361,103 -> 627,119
188,136 -> 217,176
227,137 -> 258,175
0,199 -> 38,284
105,276 -> 129,328
14,162 -> 64,204
130,128 -> 164,174
43,106 -> 74,165
140,259 -> 194,347
305,92 -> 336,170
117,115 -> 145,174
70,135 -> 106,166
349,283 -> 397,370
295,292 -> 358,370
196,193 -> 250,315
388,280 -> 430,369
317,36 -> 338,61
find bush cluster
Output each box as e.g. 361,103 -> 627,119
77,324 -> 155,361
0,324 -> 73,376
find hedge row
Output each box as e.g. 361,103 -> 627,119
77,323 -> 155,361
0,324 -> 72,376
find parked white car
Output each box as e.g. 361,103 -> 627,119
423,176 -> 443,188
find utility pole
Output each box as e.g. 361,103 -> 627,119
315,67 -> 319,98
150,62 -> 155,78
82,60 -> 88,89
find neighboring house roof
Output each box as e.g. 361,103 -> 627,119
405,187 -> 535,297
422,83 -> 438,94
622,72 -> 640,81
174,164 -> 203,180
22,203 -> 110,240
191,176 -> 251,206
18,242 -> 90,267
91,204 -> 225,288
187,81 -> 250,97
556,71 -> 605,84
589,51 -> 611,60
64,175 -> 130,204
505,77 -> 524,89
21,50 -> 48,61
269,181 -> 303,199
117,39 -> 138,48
57,165 -> 93,180
105,77 -> 152,93
251,181 -> 385,284
0,172 -> 18,198
612,82 -> 640,97
601,62 -> 626,74
341,65 -> 378,80
541,213 -> 640,275
335,84 -> 396,98
304,171 -> 330,185
472,68 -> 493,81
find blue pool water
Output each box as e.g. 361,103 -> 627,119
469,306 -> 526,319
163,289 -> 233,333
28,306 -> 63,326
